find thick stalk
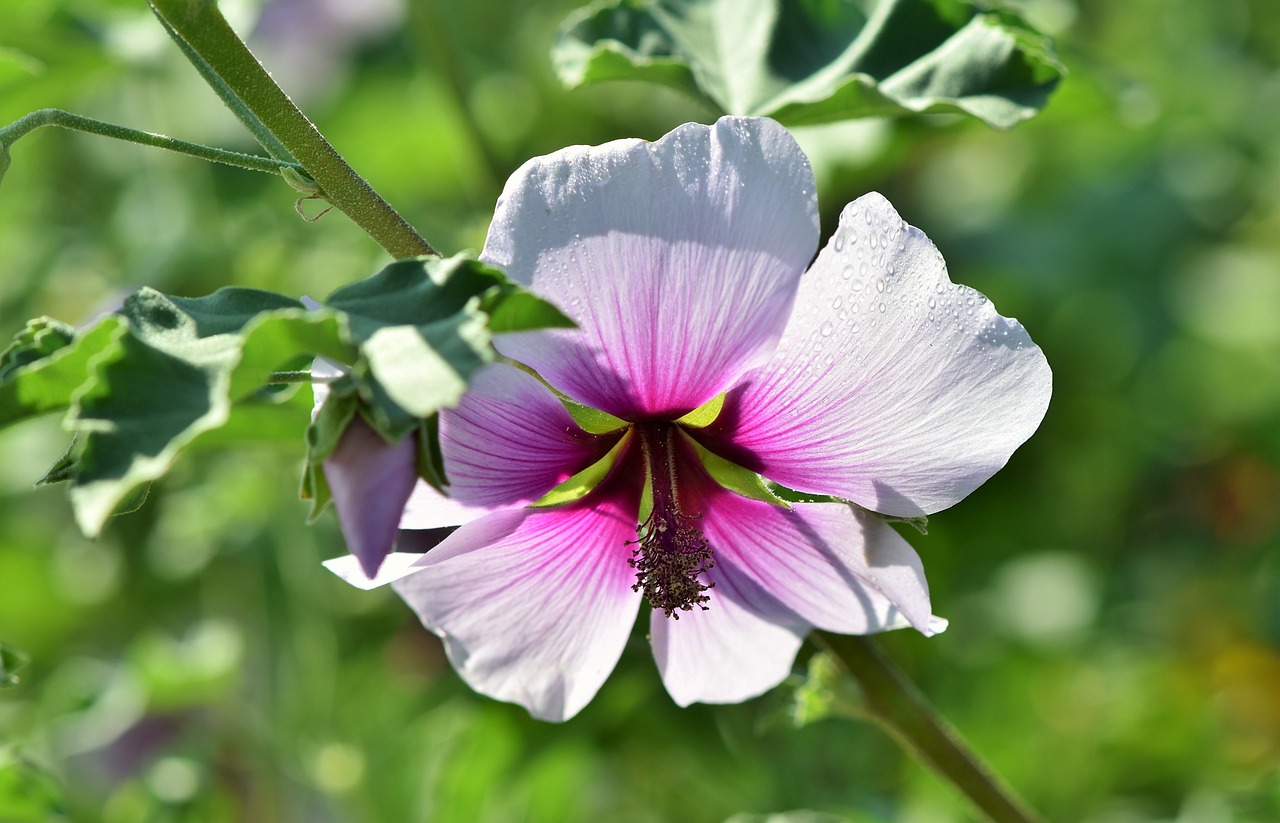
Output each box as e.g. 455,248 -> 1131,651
0,109 -> 300,181
817,633 -> 1048,823
147,0 -> 437,259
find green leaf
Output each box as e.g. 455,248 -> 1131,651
0,644 -> 29,688
358,315 -> 489,419
0,317 -> 74,380
555,0 -> 1064,129
67,289 -> 350,536
301,254 -> 558,498
0,317 -> 128,432
478,286 -> 576,334
324,256 -> 500,428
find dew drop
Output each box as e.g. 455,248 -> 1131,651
834,232 -> 846,252
820,321 -> 834,337
841,266 -> 854,281
832,296 -> 843,310
878,302 -> 887,313
875,277 -> 885,293
927,296 -> 936,309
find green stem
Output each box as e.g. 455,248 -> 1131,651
817,633 -> 1048,823
0,109 -> 301,179
266,370 -> 317,385
147,0 -> 437,260
150,11 -> 293,163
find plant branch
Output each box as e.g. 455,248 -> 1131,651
147,0 -> 438,259
150,11 -> 293,163
817,633 -> 1049,823
0,109 -> 301,183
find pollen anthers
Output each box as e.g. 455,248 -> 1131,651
629,422 -> 714,618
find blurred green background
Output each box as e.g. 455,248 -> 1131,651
1,0 -> 1278,821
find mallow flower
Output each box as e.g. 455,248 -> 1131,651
322,117 -> 1051,721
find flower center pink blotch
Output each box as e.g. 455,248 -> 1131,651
319,116 -> 1052,722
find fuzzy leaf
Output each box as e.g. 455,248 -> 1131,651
555,0 -> 1063,129
0,317 -> 127,431
67,289 -> 350,535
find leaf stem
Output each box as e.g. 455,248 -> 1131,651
0,109 -> 301,179
266,370 -> 317,384
147,0 -> 438,259
816,633 -> 1048,823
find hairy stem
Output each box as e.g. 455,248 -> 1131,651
0,109 -> 300,181
150,11 -> 293,163
817,633 -> 1048,823
266,370 -> 316,385
147,0 -> 437,259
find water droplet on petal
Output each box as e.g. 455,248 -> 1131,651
841,266 -> 854,281
820,321 -> 834,337
832,296 -> 843,310
875,277 -> 885,293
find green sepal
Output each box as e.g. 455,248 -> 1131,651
879,511 -> 929,534
301,377 -> 359,521
35,434 -> 78,486
561,396 -> 628,434
689,437 -> 788,507
0,643 -> 29,689
416,414 -> 448,492
676,392 -> 724,428
532,430 -> 631,507
769,483 -> 929,533
555,0 -> 1064,130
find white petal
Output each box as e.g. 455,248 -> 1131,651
713,192 -> 1052,516
392,499 -> 641,722
651,567 -> 807,707
482,116 -> 819,420
399,481 -> 493,529
699,493 -> 943,637
323,551 -> 425,590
